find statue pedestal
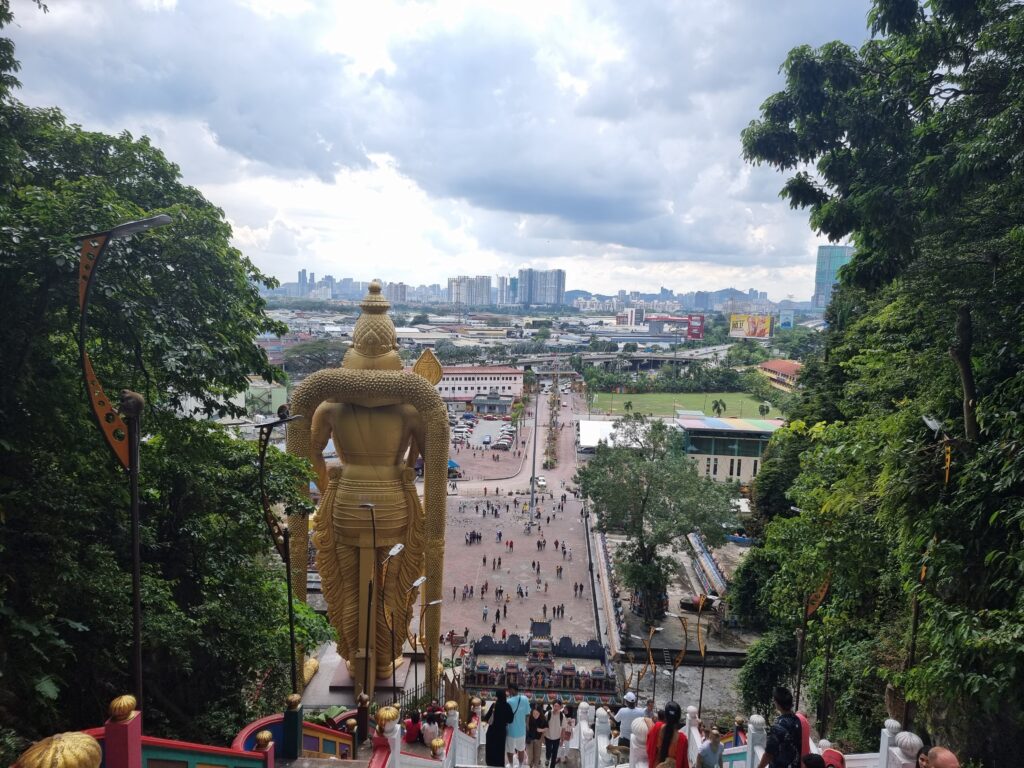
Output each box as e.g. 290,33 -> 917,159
330,653 -> 415,701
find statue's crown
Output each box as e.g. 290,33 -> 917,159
349,280 -> 398,361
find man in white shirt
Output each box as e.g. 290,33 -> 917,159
612,692 -> 645,747
545,700 -> 568,768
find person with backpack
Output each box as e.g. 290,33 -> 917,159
646,700 -> 689,768
758,687 -> 801,768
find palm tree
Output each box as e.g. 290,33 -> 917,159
711,399 -> 727,417
758,402 -> 771,418
624,400 -> 634,413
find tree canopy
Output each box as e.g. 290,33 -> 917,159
577,415 -> 736,622
0,4 -> 331,761
283,338 -> 350,374
739,1 -> 1024,761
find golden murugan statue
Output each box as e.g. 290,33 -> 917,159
286,282 -> 448,699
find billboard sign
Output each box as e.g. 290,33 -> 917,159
778,310 -> 795,330
686,314 -> 705,340
729,314 -> 772,339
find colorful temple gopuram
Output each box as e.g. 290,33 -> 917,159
462,622 -> 620,706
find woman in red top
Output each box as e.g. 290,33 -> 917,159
404,710 -> 423,744
646,702 -> 689,768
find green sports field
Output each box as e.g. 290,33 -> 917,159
590,391 -> 769,418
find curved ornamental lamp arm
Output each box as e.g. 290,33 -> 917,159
257,406 -> 302,561
76,214 -> 172,469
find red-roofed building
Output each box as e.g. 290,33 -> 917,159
758,358 -> 803,393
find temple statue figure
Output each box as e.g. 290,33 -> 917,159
286,282 -> 448,698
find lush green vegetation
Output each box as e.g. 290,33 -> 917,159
0,4 -> 332,761
282,338 -> 350,374
582,359 -> 742,393
576,415 -> 736,622
735,1 -> 1024,762
590,391 -> 766,418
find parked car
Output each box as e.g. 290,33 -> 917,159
482,435 -> 492,445
535,476 -> 547,489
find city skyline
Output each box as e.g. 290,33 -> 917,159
8,1 -> 870,302
273,267 -> 802,312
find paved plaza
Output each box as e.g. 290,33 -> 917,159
440,490 -> 596,644
439,389 -> 599,645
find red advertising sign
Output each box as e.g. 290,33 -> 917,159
687,314 -> 705,340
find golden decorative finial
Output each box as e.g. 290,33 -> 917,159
430,737 -> 446,757
286,693 -> 302,710
444,700 -> 458,712
255,731 -> 273,749
344,281 -> 400,368
15,733 -> 102,768
108,695 -> 137,722
413,348 -> 443,385
375,705 -> 399,725
470,696 -> 482,707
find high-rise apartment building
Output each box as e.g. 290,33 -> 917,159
812,245 -> 855,308
384,282 -> 408,304
470,275 -> 491,305
447,275 -> 492,305
298,269 -> 307,296
516,268 -> 566,306
497,276 -> 512,305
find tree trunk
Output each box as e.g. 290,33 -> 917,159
948,306 -> 979,443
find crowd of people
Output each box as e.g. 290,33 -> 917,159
401,700 -> 447,746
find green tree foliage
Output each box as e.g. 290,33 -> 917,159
728,547 -> 778,632
725,339 -> 769,366
741,1 -> 1024,759
771,327 -> 822,362
739,369 -> 794,414
433,340 -> 481,364
576,415 -> 736,622
282,338 -> 350,374
265,298 -> 338,312
581,360 -> 742,394
410,313 -> 430,325
739,628 -> 797,716
0,6 -> 331,760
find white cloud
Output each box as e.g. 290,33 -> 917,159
6,0 -> 871,298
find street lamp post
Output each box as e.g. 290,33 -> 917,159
76,213 -> 172,709
529,376 -> 540,515
388,575 -> 428,703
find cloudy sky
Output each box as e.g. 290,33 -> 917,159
8,0 -> 871,300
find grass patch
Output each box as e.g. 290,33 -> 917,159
590,391 -> 771,418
